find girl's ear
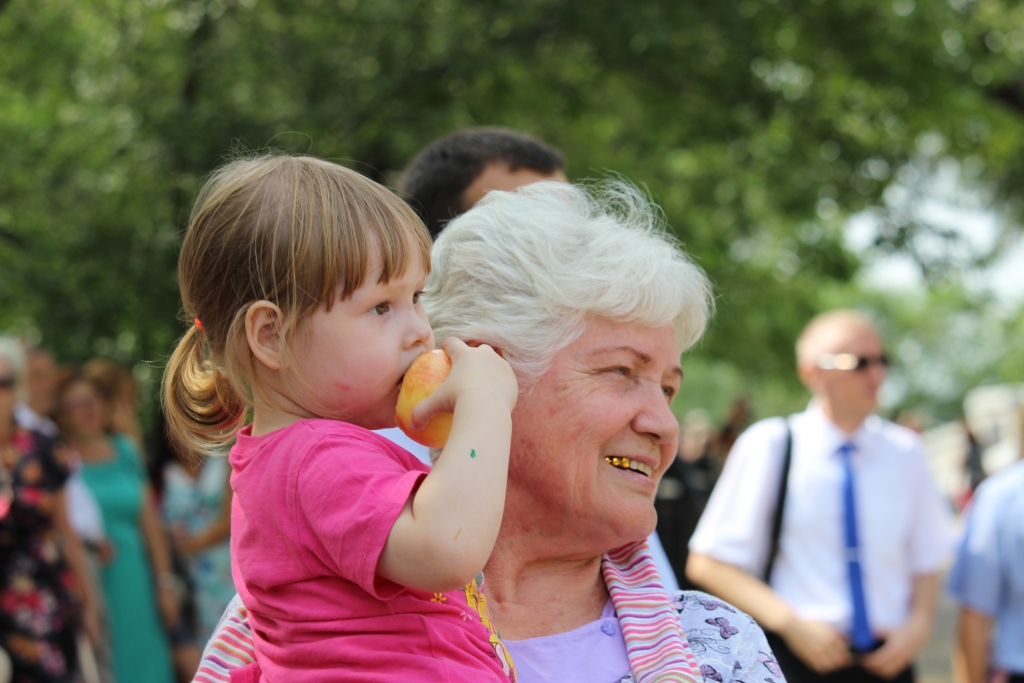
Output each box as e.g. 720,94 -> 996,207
246,301 -> 285,371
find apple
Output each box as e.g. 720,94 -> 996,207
395,350 -> 453,448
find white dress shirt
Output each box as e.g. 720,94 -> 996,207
689,402 -> 950,634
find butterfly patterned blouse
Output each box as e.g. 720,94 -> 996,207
505,590 -> 782,683
632,591 -> 782,683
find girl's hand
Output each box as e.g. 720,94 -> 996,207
379,337 -> 518,592
408,338 -> 518,431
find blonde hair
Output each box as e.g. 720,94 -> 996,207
163,154 -> 431,456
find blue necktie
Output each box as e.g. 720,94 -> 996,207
838,442 -> 874,651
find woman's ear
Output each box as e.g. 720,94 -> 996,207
245,301 -> 285,371
464,340 -> 505,358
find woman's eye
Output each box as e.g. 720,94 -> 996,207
372,302 -> 391,315
413,291 -> 424,304
611,367 -> 630,377
663,386 -> 676,401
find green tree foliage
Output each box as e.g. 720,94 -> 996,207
1,0 -> 1022,418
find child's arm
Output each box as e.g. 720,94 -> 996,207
377,337 -> 518,593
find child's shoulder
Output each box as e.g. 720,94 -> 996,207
232,419 -> 427,476
296,419 -> 427,466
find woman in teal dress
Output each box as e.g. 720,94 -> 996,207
56,375 -> 175,683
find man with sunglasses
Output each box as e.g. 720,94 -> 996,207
687,309 -> 950,683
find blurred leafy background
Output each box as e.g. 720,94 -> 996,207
2,0 -> 1023,428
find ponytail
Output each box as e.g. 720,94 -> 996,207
163,154 -> 431,456
162,325 -> 248,457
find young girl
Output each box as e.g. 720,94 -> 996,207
162,155 -> 519,682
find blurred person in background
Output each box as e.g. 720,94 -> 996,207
946,455 -> 1024,683
894,410 -> 925,435
18,352 -> 114,683
13,347 -> 58,438
0,338 -> 101,683
711,398 -> 751,470
56,374 -> 176,683
398,126 -> 567,238
688,310 -> 950,683
82,359 -> 145,453
960,418 -> 985,497
154,413 -> 233,682
655,409 -> 719,589
397,126 -> 678,590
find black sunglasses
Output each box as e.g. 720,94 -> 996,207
0,375 -> 15,390
816,353 -> 890,372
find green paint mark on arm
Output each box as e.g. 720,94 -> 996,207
470,449 -> 477,459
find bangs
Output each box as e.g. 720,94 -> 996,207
348,190 -> 433,297
253,157 -> 432,316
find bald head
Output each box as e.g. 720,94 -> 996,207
795,309 -> 886,432
795,310 -> 880,369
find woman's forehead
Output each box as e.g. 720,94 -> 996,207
568,318 -> 681,365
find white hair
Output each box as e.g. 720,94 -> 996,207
0,336 -> 28,402
425,180 -> 714,385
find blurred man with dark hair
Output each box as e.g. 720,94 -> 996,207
398,127 -> 566,238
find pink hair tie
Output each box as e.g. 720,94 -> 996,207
194,317 -> 204,332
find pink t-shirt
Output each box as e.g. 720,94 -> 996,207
229,419 -> 514,683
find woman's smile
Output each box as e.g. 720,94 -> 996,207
604,456 -> 654,477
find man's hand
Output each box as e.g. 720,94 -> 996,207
861,615 -> 931,679
780,617 -> 853,673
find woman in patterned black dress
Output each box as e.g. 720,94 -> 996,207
0,339 -> 99,683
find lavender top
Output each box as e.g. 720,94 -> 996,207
506,591 -> 783,683
197,590 -> 783,683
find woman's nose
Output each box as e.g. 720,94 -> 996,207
633,383 -> 679,445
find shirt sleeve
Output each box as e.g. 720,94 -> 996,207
906,443 -> 952,575
729,615 -> 787,683
673,591 -> 786,683
295,434 -> 427,599
946,488 -> 1003,617
688,418 -> 788,576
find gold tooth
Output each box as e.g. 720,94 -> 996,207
605,456 -> 639,471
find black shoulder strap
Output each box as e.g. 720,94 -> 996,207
762,420 -> 792,584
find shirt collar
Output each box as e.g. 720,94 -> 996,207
804,400 -> 878,458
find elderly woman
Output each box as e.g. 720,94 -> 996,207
0,338 -> 99,683
194,182 -> 782,683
